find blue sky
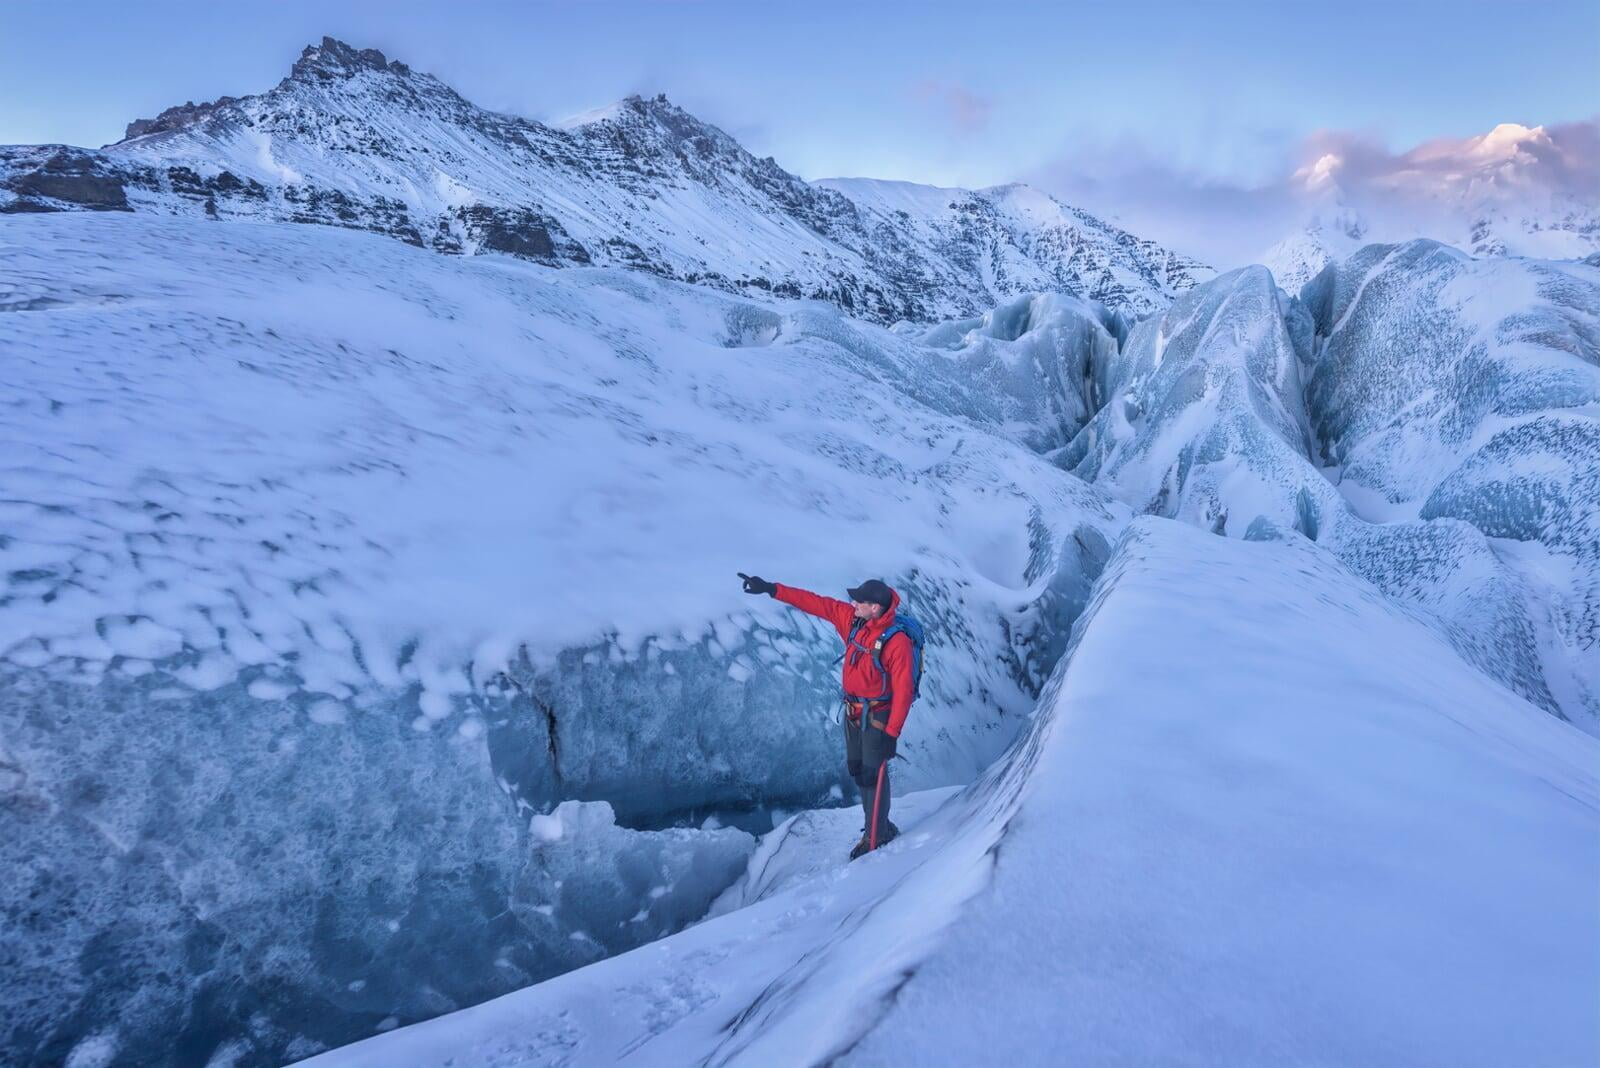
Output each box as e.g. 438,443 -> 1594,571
3,1 -> 1595,259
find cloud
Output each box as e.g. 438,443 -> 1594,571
1292,119 -> 1600,204
1029,118 -> 1600,268
912,80 -> 994,135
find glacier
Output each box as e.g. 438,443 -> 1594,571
5,172 -> 1599,1065
0,212 -> 1124,1065
1058,246 -> 1600,728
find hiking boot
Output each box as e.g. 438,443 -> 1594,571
848,821 -> 901,861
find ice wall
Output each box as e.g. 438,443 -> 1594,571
898,292 -> 1123,452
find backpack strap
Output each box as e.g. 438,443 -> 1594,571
840,619 -> 890,704
867,622 -> 919,703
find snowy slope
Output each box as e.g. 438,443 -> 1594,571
0,212 -> 1126,1066
819,177 -> 1211,313
0,37 -> 1204,322
1259,208 -> 1371,292
300,518 -> 1600,1068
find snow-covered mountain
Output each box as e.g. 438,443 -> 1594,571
1258,207 -> 1371,292
817,177 -> 1209,315
0,37 -> 1207,322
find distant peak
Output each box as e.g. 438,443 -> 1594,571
120,96 -> 240,143
624,92 -> 673,109
620,93 -> 697,124
290,36 -> 411,82
555,93 -> 681,130
561,92 -> 739,155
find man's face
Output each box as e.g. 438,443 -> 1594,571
852,600 -> 884,620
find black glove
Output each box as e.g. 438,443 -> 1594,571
738,572 -> 777,597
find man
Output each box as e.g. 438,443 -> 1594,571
738,572 -> 917,859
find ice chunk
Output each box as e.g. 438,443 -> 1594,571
510,800 -> 754,973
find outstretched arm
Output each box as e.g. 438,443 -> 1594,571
772,583 -> 856,638
739,573 -> 855,638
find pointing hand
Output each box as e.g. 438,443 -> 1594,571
738,572 -> 776,596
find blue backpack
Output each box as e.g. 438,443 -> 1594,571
845,612 -> 926,703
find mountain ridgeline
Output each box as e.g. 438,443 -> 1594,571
0,37 -> 1210,322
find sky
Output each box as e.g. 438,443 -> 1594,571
3,0 -> 1596,262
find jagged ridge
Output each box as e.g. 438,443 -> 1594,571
0,37 -> 1208,321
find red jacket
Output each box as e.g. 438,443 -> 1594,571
774,583 -> 915,737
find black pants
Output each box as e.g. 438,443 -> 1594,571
844,708 -> 896,846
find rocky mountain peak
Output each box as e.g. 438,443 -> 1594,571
289,36 -> 411,82
593,94 -> 728,143
120,97 -> 240,143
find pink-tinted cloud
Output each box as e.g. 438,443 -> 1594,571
1293,119 -> 1600,204
912,80 -> 994,135
1029,118 -> 1600,267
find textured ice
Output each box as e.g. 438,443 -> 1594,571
898,292 -> 1124,452
0,213 -> 1125,1064
1058,248 -> 1599,726
508,800 -> 755,975
1303,241 -> 1600,507
1059,264 -> 1322,534
1305,242 -> 1600,716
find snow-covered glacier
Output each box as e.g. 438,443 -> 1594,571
1059,246 -> 1600,728
7,197 -> 1598,1068
300,519 -> 1600,1068
0,212 -> 1124,1065
1304,241 -> 1600,716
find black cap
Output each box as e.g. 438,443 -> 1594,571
845,579 -> 894,610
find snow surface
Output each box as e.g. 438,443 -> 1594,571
300,518 -> 1600,1068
